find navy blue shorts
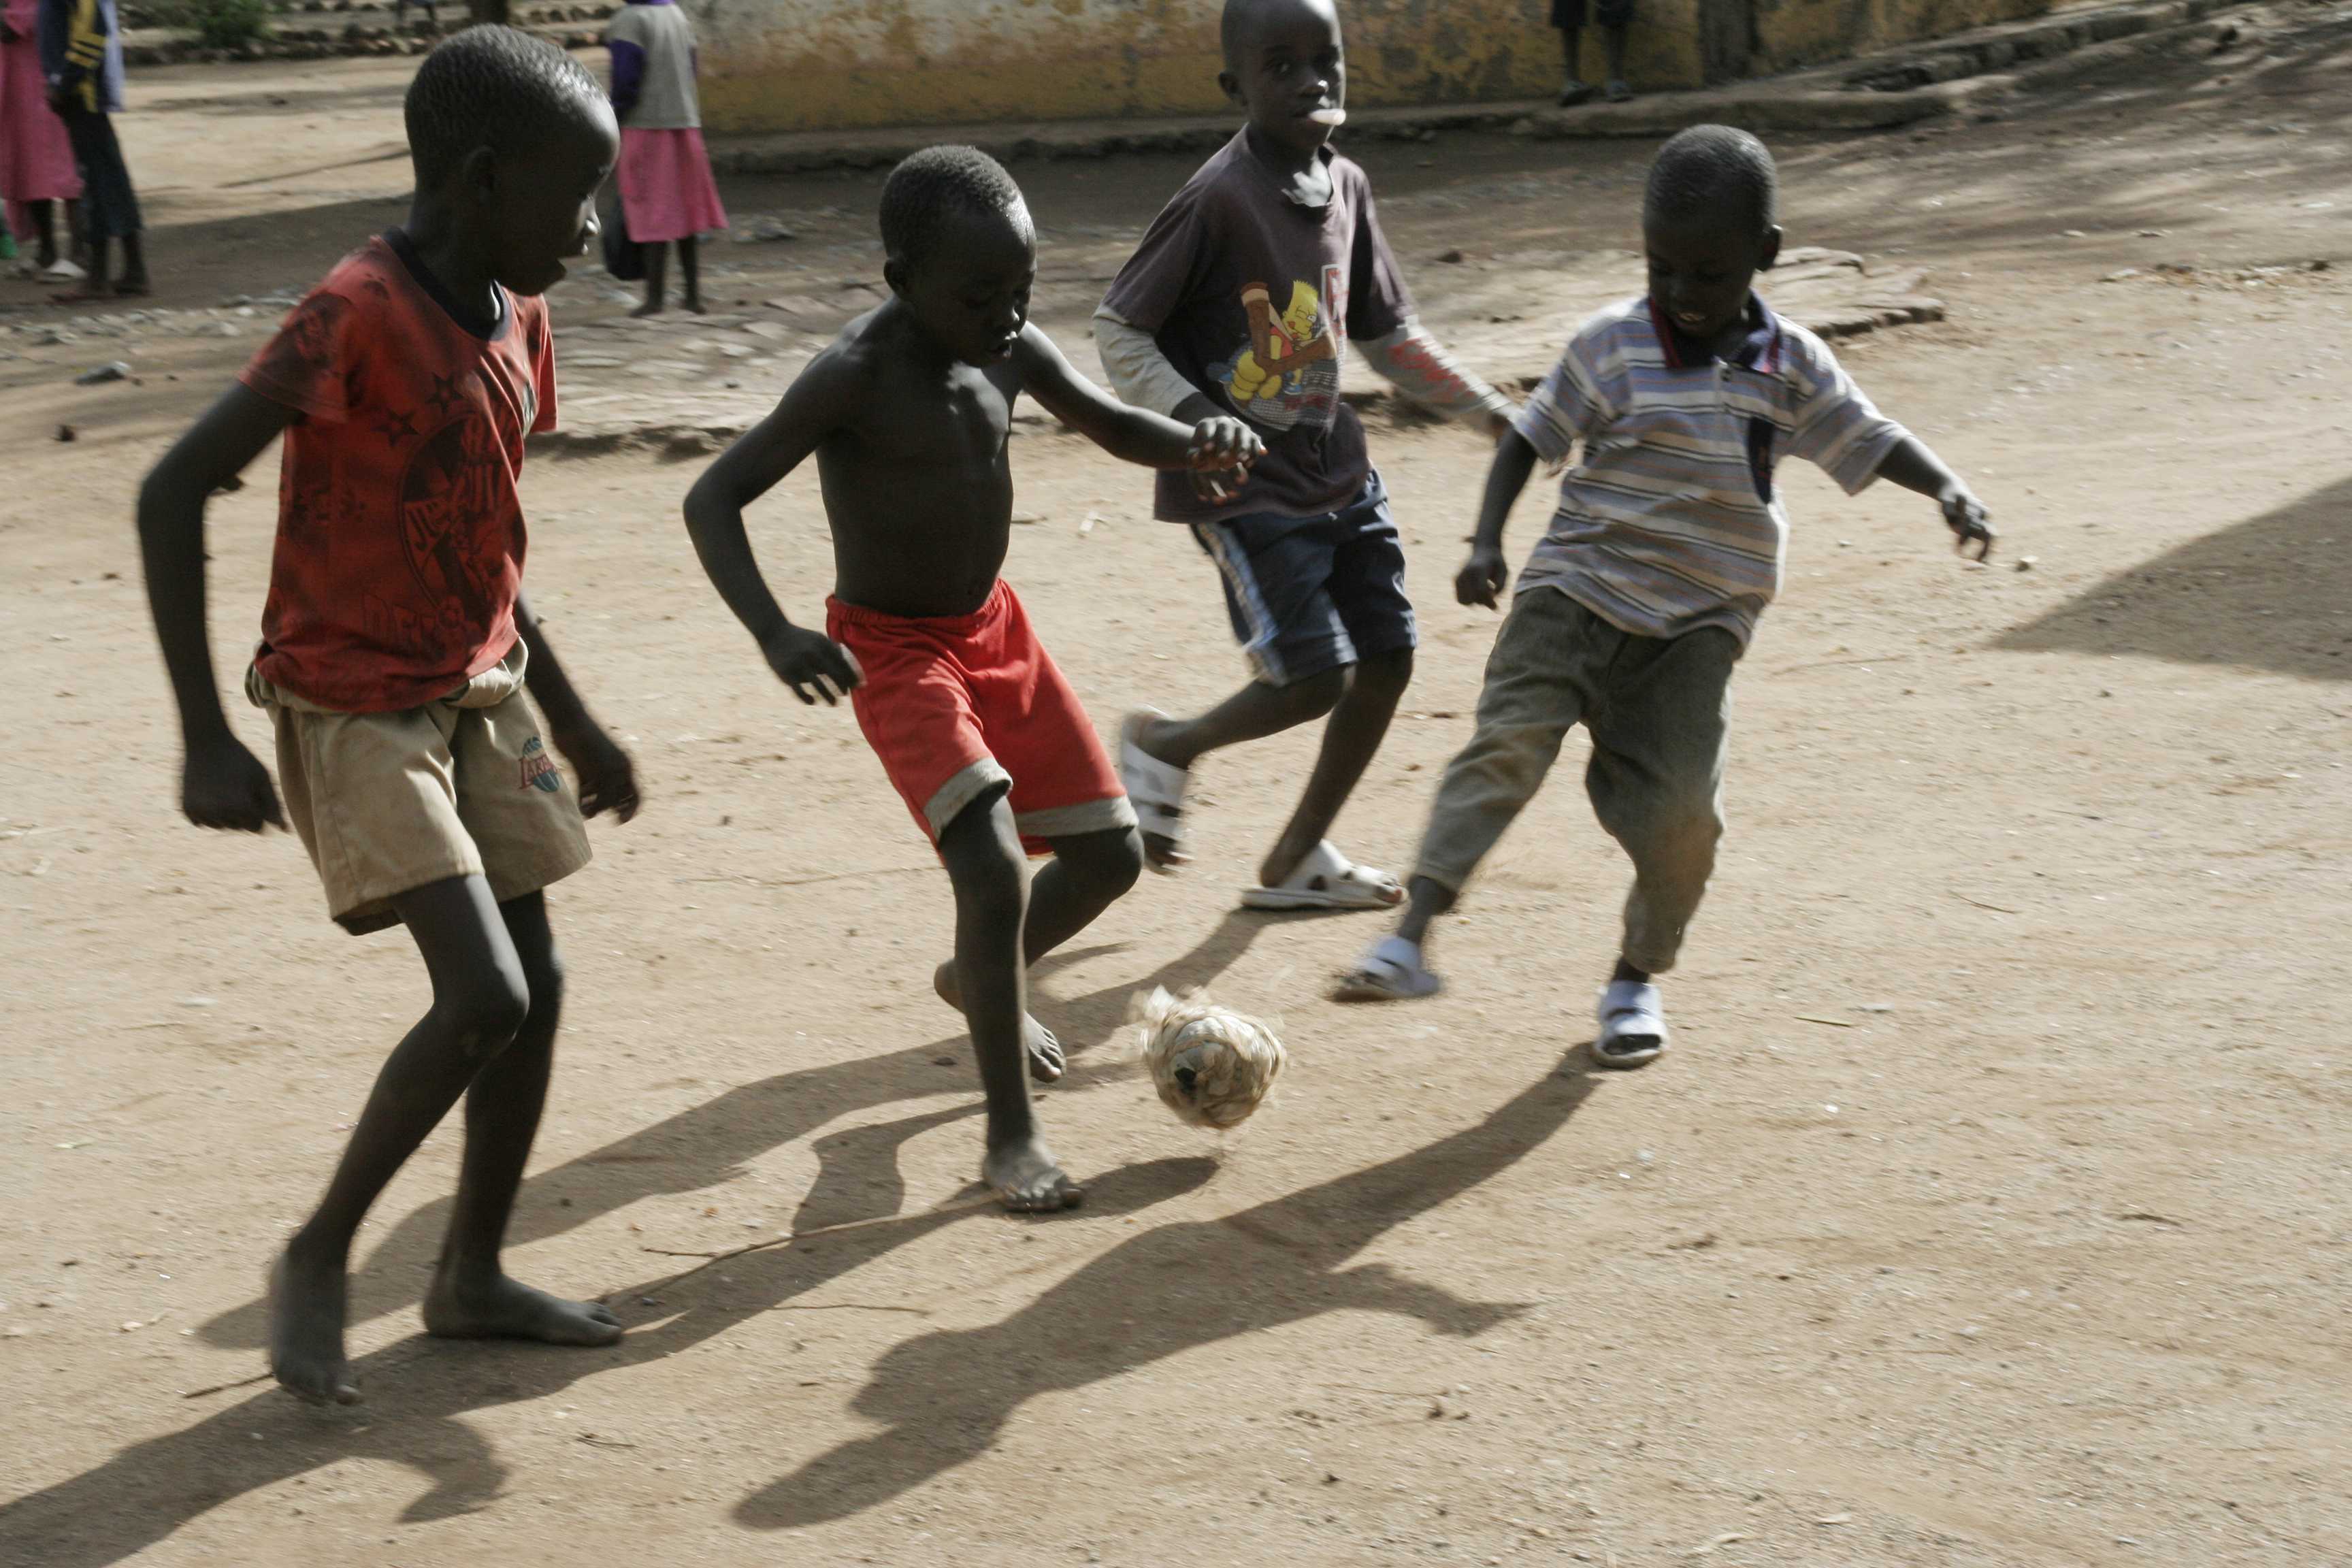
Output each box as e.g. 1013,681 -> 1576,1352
1192,474 -> 1417,688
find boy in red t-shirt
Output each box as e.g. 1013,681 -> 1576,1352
135,27 -> 638,1406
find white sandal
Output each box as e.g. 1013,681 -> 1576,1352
1119,709 -> 1190,870
1594,979 -> 1668,1068
1333,934 -> 1442,1001
1242,840 -> 1404,911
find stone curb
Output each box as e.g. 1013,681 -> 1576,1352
702,0 -> 2231,176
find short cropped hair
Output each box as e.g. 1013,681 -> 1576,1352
1221,0 -> 1336,68
405,26 -> 607,186
878,146 -> 1031,271
1645,124 -> 1778,235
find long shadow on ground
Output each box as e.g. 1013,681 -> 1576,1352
196,910 -> 1273,1352
1997,474 -> 2352,683
0,914 -> 1279,1566
0,1151 -> 1215,1567
736,1065 -> 1600,1529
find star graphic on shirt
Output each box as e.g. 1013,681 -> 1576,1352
425,372 -> 466,416
372,408 -> 419,444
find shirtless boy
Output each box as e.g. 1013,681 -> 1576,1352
684,146 -> 1260,1211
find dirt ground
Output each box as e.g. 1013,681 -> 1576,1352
3,7 -> 2351,1565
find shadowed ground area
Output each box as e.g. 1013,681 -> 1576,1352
1998,474 -> 2352,682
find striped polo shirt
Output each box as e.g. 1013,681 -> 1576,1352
1511,295 -> 1908,647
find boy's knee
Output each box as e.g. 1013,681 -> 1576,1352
1269,666 -> 1350,719
941,802 -> 1028,922
1626,795 -> 1723,860
520,947 -> 566,1028
956,856 -> 1027,928
1078,826 -> 1146,896
438,970 -> 532,1056
1356,647 -> 1415,697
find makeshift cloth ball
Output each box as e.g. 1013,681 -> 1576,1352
1127,986 -> 1287,1130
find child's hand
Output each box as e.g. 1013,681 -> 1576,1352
1186,416 -> 1261,506
1186,416 -> 1262,472
554,722 -> 642,823
1456,544 -> 1509,608
762,625 -> 863,706
1942,484 -> 1995,561
182,732 -> 286,833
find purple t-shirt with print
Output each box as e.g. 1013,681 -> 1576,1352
1101,130 -> 1412,524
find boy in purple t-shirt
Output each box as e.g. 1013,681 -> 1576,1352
1095,0 -> 1511,912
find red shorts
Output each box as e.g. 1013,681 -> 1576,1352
828,581 -> 1136,855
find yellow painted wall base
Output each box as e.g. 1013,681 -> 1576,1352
693,0 -> 2048,135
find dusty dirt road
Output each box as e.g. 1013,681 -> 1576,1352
3,7 -> 2349,1565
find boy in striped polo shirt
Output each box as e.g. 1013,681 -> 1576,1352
1338,125 -> 1993,1068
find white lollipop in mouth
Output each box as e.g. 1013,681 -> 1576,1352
1307,107 -> 1348,127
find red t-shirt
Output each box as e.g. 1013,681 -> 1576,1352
240,232 -> 558,713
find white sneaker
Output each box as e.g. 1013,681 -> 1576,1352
1594,979 -> 1667,1068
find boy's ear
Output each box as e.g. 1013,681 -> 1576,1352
457,144 -> 499,203
881,256 -> 910,300
1217,67 -> 1245,108
1757,225 -> 1784,273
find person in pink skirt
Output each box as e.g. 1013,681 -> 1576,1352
0,0 -> 82,281
605,0 -> 725,316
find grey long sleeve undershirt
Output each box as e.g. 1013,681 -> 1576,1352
1092,306 -> 1515,429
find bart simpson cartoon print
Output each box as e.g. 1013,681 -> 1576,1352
1217,276 -> 1341,431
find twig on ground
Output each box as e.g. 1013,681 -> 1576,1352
180,1371 -> 272,1400
1951,890 -> 2023,915
1316,1381 -> 1441,1399
683,864 -> 936,889
637,1193 -> 999,1294
1795,1015 -> 1857,1028
1766,653 -> 1910,676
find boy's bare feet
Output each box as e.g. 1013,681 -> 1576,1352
630,299 -> 666,318
934,960 -> 1066,1081
423,1267 -> 623,1345
682,295 -> 707,315
269,1240 -> 359,1405
983,1134 -> 1082,1212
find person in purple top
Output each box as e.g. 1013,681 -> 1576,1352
1096,0 -> 1514,915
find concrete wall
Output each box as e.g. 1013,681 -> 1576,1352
1748,0 -> 2049,74
691,0 -> 2048,135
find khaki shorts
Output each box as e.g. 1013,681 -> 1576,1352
246,644 -> 593,934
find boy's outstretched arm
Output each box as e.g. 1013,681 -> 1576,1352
681,355 -> 864,705
1873,436 -> 1995,561
1456,429 -> 1541,609
136,382 -> 293,832
1015,324 -> 1261,480
1356,323 -> 1517,441
512,591 -> 640,822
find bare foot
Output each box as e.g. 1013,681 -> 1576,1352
683,295 -> 707,315
983,1135 -> 1082,1212
630,299 -> 665,318
269,1239 -> 359,1405
423,1269 -> 623,1346
933,960 -> 1066,1081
